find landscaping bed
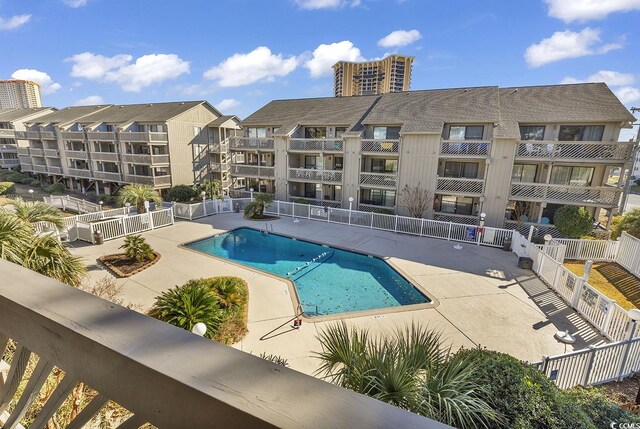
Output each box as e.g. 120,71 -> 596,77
244,215 -> 279,221
99,252 -> 161,277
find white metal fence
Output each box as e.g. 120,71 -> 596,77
83,208 -> 174,243
616,232 -> 640,278
169,198 -> 233,220
552,238 -> 619,262
43,195 -> 101,213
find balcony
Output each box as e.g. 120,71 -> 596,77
123,174 -> 171,187
44,148 -> 59,157
87,131 -> 117,141
509,182 -> 622,207
60,131 -> 85,140
288,168 -> 343,184
359,172 -> 398,189
121,154 -> 170,164
515,141 -> 636,163
91,152 -> 120,162
440,140 -> 490,157
0,129 -> 15,138
67,168 -> 91,178
20,163 -> 33,172
288,138 -> 344,152
0,159 -> 20,168
230,137 -> 275,150
47,166 -> 62,174
16,147 -> 30,156
93,171 -> 122,181
436,177 -> 485,196
118,131 -> 169,143
28,148 -> 44,157
65,150 -> 89,160
231,164 -> 275,178
25,131 -> 41,140
39,130 -> 57,140
0,261 -> 438,428
0,144 -> 17,153
359,202 -> 396,213
360,139 -> 400,154
32,164 -> 48,173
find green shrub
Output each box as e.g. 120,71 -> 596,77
0,182 -> 15,195
373,208 -> 394,215
165,185 -> 198,203
612,208 -> 640,239
564,387 -> 640,427
30,178 -> 41,187
554,205 -> 593,238
293,198 -> 311,204
20,177 -> 33,184
96,193 -> 117,206
119,234 -> 154,262
1,172 -> 25,183
44,183 -> 65,194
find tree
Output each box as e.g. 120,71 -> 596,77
315,322 -> 500,428
117,184 -> 162,214
201,179 -> 222,199
510,200 -> 533,225
119,234 -> 154,262
612,208 -> 640,239
2,198 -> 64,229
165,185 -> 198,203
243,193 -> 272,219
399,184 -> 433,218
148,280 -> 224,339
553,205 -> 593,238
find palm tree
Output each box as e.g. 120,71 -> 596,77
0,213 -> 32,265
243,193 -> 273,219
119,234 -> 154,262
202,179 -> 221,199
210,276 -> 244,308
1,198 -> 64,229
148,280 -> 224,339
315,322 -> 500,428
117,184 -> 162,214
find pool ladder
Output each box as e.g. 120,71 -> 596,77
262,223 -> 274,235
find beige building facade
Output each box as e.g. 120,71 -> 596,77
0,80 -> 43,109
12,101 -> 234,195
333,55 -> 413,97
231,83 -> 637,232
0,108 -> 56,169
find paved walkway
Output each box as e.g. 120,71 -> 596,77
69,213 -> 605,375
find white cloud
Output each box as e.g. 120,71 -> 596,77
74,95 -> 104,106
377,29 -> 422,48
293,0 -> 360,9
305,41 -> 364,78
67,52 -> 190,92
524,28 -> 622,67
203,46 -> 298,87
215,98 -> 240,111
63,0 -> 88,7
0,14 -> 30,30
11,69 -> 61,94
545,0 -> 640,22
561,70 -> 635,86
614,87 -> 640,104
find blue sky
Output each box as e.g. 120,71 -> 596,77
1,0 -> 640,132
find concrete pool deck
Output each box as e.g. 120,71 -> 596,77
69,213 -> 605,375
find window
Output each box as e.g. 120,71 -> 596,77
448,125 -> 484,140
362,189 -> 396,207
550,166 -> 594,186
334,156 -> 343,170
305,155 -> 318,169
305,127 -> 327,139
248,128 -> 267,138
304,183 -> 320,198
512,164 -> 538,182
520,125 -> 545,141
335,127 -> 347,138
105,124 -> 114,132
444,162 -> 479,179
149,124 -> 164,132
435,195 -> 475,215
193,126 -> 202,136
373,126 -> 400,140
370,159 -> 398,173
558,125 -> 604,141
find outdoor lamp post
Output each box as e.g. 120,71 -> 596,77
191,322 -> 207,337
201,190 -> 207,216
28,189 -> 34,201
250,187 -> 254,199
479,212 -> 486,227
348,197 -> 354,225
99,200 -> 103,211
124,202 -> 131,213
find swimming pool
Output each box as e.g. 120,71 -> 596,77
185,227 -> 431,316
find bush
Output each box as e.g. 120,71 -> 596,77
44,183 -> 65,194
20,177 -> 33,184
0,182 -> 15,195
612,209 -> 640,239
292,198 -> 311,204
1,172 -> 25,183
119,234 -> 154,262
96,193 -> 117,206
165,185 -> 198,203
554,205 -> 593,238
373,208 -> 394,215
564,387 -> 640,427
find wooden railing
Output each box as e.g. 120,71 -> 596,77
360,139 -> 400,154
91,152 -> 119,162
28,147 -> 44,157
16,147 -> 30,156
436,177 -> 484,195
65,150 -> 89,160
93,171 -> 122,181
43,148 -> 59,157
433,212 -> 479,225
288,138 -> 344,152
515,141 -> 636,163
25,131 -> 40,140
87,131 -> 117,141
39,131 -> 56,140
67,168 -> 92,178
288,168 -> 343,183
440,140 -> 490,156
359,172 -> 398,188
231,164 -> 275,178
47,166 -> 62,174
510,182 -> 622,206
230,137 -> 275,150
0,129 -> 15,138
60,131 -> 85,140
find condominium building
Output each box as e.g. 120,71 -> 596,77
0,80 -> 43,109
333,55 -> 413,97
192,115 -> 240,191
0,108 -> 56,169
15,101 -> 235,195
231,83 -> 636,230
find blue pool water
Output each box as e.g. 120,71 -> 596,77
186,227 -> 430,316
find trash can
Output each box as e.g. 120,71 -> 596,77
234,203 -> 240,213
518,257 -> 533,270
502,238 -> 512,252
93,230 -> 104,245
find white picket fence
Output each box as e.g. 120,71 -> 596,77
616,232 -> 640,278
170,198 -> 233,220
43,195 -> 101,213
552,238 -> 620,262
79,208 -> 175,244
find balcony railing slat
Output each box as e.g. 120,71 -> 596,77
510,182 -> 622,206
230,137 -> 275,150
436,177 -> 484,195
440,140 -> 490,156
360,172 -> 397,188
360,139 -> 400,154
29,374 -> 80,429
0,345 -> 30,412
2,358 -> 54,428
515,141 -> 635,162
66,394 -> 109,429
288,138 -> 344,152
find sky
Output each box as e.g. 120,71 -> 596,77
1,0 -> 640,138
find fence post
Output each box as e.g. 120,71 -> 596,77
600,299 -> 616,337
122,216 -> 128,235
277,200 -> 280,216
170,207 -> 175,225
581,345 -> 597,387
447,222 -> 452,241
307,205 -> 311,220
570,277 -> 584,309
528,225 -> 535,241
370,213 -> 374,229
551,261 -> 561,291
420,218 -> 425,236
188,204 -> 193,221
149,211 -> 155,230
577,240 -> 585,260
616,321 -> 637,381
394,216 -> 398,233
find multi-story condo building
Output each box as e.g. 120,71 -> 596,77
231,83 -> 636,230
333,55 -> 413,97
192,115 -> 240,191
0,108 -> 56,169
0,80 -> 43,109
15,101 -> 235,195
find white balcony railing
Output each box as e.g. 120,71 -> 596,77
0,159 -> 20,167
288,195 -> 342,208
91,152 -> 119,162
231,164 -> 275,178
288,168 -> 343,183
32,164 -> 48,173
515,141 -> 636,163
440,140 -> 490,156
230,137 -> 275,150
39,130 -> 56,140
118,131 -> 168,143
0,129 -> 16,138
17,147 -> 30,156
359,172 -> 398,189
43,148 -> 59,157
28,147 -> 44,157
436,177 -> 485,195
360,139 -> 400,154
20,163 -> 33,171
67,168 -> 91,178
93,171 -> 122,181
25,131 -> 40,140
60,131 -> 85,140
288,138 -> 344,152
358,202 -> 396,213
121,153 -> 169,164
510,182 -> 622,206
87,131 -> 117,141
65,150 -> 89,160
47,166 -> 62,174
149,131 -> 169,142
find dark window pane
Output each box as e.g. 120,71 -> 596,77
581,126 -> 604,141
444,162 -> 461,177
465,126 -> 483,140
559,126 -> 582,141
520,126 -> 545,140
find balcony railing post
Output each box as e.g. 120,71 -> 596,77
394,215 -> 398,233
447,222 -> 452,240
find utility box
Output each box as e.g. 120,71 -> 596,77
93,230 -> 104,245
518,257 -> 533,270
502,239 -> 512,252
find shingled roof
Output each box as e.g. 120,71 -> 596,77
78,101 -> 210,126
0,108 -> 56,123
26,105 -> 111,125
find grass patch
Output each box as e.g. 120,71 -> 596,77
564,260 -> 640,310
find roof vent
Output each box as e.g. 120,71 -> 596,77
463,89 -> 468,92
180,102 -> 184,104
512,88 -> 519,93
